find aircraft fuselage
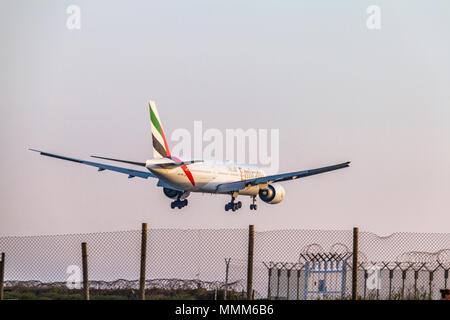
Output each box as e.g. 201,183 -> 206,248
149,160 -> 265,196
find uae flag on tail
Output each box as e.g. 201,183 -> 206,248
149,101 -> 171,159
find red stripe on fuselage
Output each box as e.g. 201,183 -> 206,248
172,156 -> 195,186
180,165 -> 195,186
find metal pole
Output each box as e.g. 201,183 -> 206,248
388,270 -> 393,299
363,270 -> 367,299
139,223 -> 148,300
341,261 -> 347,299
224,258 -> 231,300
351,227 -> 359,300
276,268 -> 280,299
414,271 -> 418,300
401,270 -> 406,299
286,269 -> 291,300
246,225 -> 255,300
0,253 -> 5,300
81,242 -> 89,300
429,271 -> 434,300
445,270 -> 448,289
303,262 -> 309,300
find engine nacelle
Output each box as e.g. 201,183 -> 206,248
163,188 -> 190,199
258,183 -> 285,204
163,188 -> 179,199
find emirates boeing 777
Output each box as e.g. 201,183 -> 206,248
30,101 -> 350,212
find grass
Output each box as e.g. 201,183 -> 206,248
3,286 -> 246,300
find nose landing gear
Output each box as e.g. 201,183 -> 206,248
250,196 -> 258,210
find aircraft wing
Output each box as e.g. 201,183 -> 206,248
29,149 -> 156,179
216,161 -> 350,193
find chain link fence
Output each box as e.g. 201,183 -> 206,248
0,227 -> 449,300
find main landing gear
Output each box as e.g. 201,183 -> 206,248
225,194 -> 258,212
225,196 -> 242,212
250,196 -> 258,210
171,197 -> 188,209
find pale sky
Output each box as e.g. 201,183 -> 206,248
1,0 -> 449,236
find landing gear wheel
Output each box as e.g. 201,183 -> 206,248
225,195 -> 241,212
171,197 -> 188,210
250,196 -> 258,210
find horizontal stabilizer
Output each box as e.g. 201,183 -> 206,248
145,158 -> 203,169
91,155 -> 146,167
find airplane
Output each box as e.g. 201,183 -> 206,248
30,101 -> 350,212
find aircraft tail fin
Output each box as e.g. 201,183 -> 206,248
148,101 -> 171,159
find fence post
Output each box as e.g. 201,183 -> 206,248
276,268 -> 281,299
286,269 -> 291,300
429,271 -> 434,299
81,242 -> 89,300
363,270 -> 367,299
246,224 -> 255,300
224,258 -> 231,300
139,223 -> 148,300
388,269 -> 393,299
401,270 -> 407,299
414,270 -> 419,300
352,227 -> 359,300
445,270 -> 449,289
0,252 -> 4,300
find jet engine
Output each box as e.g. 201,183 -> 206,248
258,183 -> 285,204
163,188 -> 190,199
163,188 -> 178,199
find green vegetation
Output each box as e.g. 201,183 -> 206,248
3,286 -> 246,300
